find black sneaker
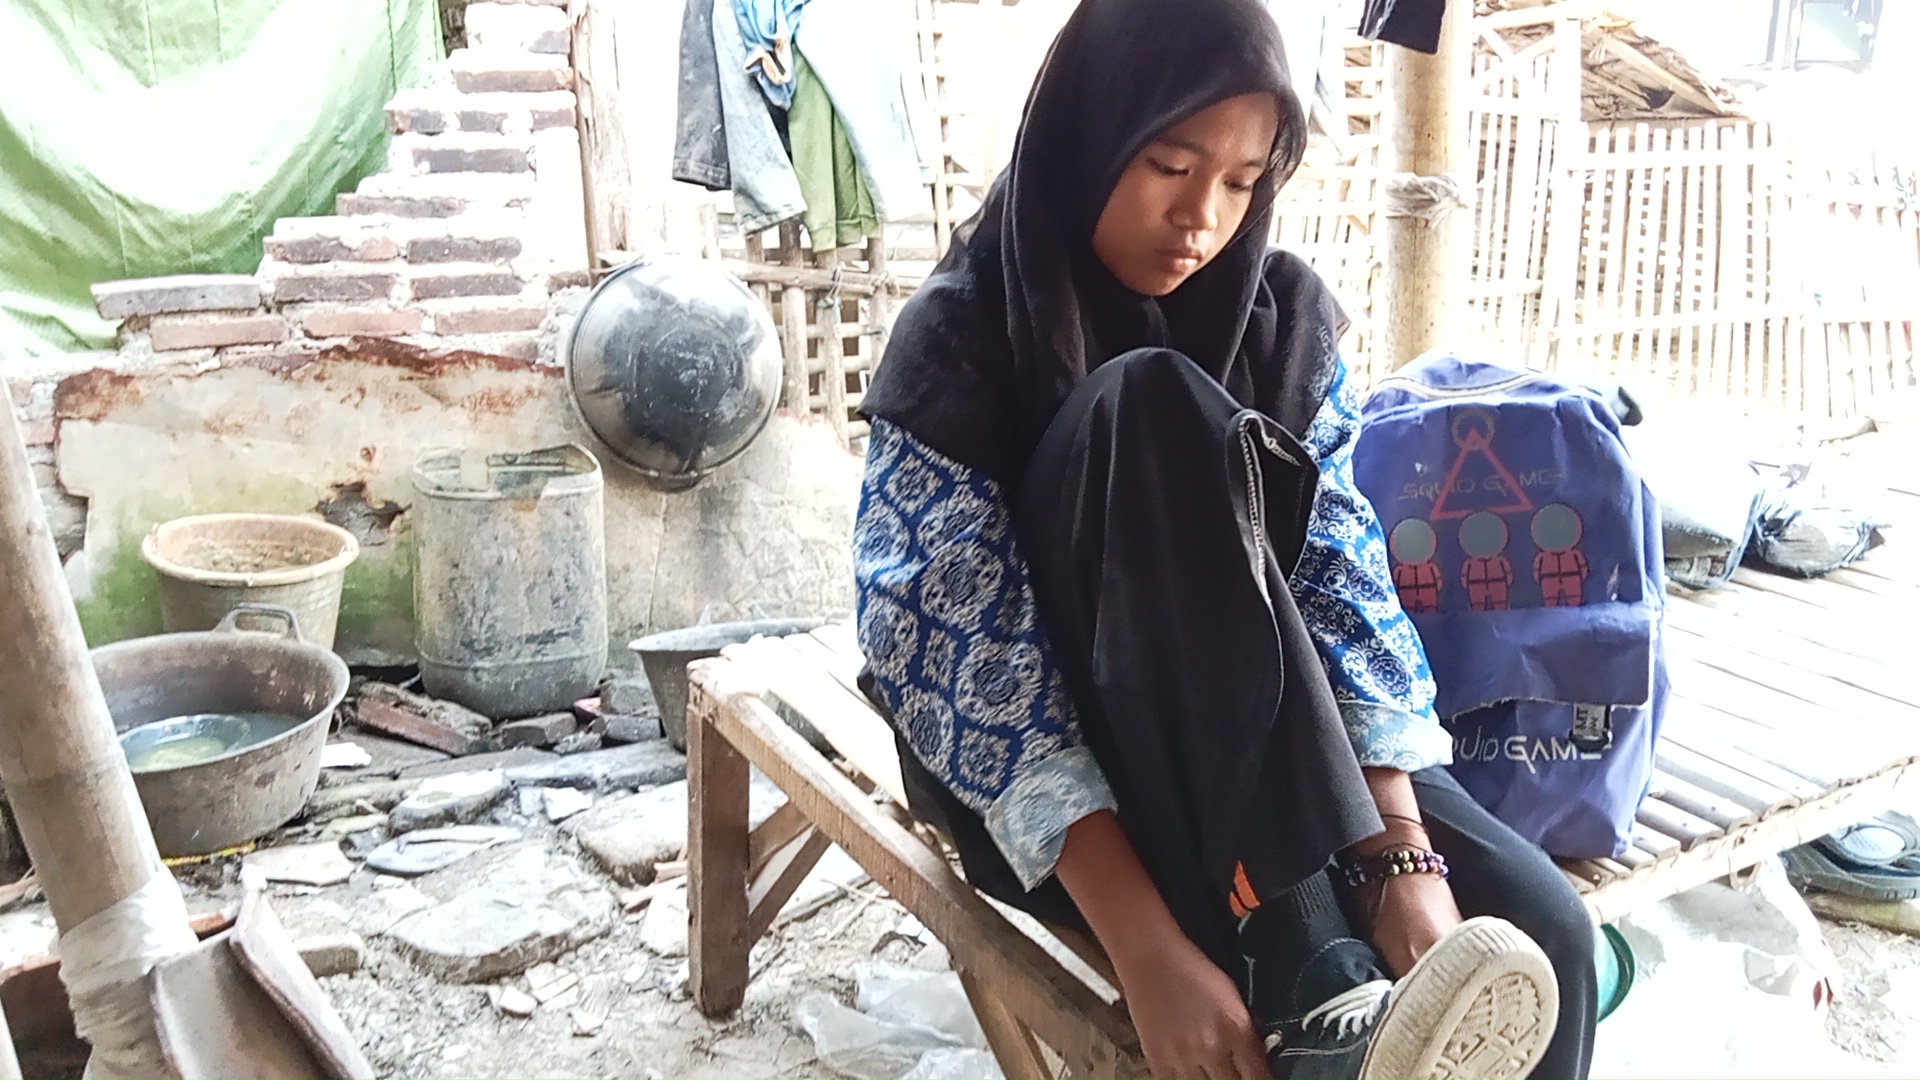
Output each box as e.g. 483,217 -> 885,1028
1263,978 -> 1393,1079
1264,917 -> 1559,1080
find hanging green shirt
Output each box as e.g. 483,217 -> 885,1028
788,52 -> 880,254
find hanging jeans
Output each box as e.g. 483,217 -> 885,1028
889,349 -> 1598,1079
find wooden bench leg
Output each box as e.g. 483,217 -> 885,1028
689,693 -> 753,1017
960,967 -> 1057,1080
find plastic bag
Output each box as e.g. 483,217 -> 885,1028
794,962 -> 992,1080
902,1048 -> 1005,1080
855,963 -> 985,1047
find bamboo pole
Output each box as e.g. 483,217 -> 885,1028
1379,1 -> 1471,370
0,403 -> 175,936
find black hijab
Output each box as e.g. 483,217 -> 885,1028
861,0 -> 1349,486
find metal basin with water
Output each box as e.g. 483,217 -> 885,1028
92,604 -> 349,857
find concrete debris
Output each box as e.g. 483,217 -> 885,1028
388,882 -> 613,982
543,787 -> 592,823
243,841 -> 355,887
339,731 -> 452,774
498,711 -> 576,749
601,713 -> 663,744
637,884 -> 688,958
357,879 -> 437,937
319,813 -> 388,843
553,729 -> 603,755
295,929 -> 368,978
386,847 -> 615,982
600,676 -> 656,716
570,973 -> 618,1036
321,741 -> 374,769
401,746 -> 554,780
355,682 -> 498,756
566,774 -> 784,885
387,770 -> 509,833
306,778 -> 422,823
487,983 -> 538,1018
525,961 -> 580,1005
567,782 -> 690,885
501,740 -> 685,791
365,825 -> 520,876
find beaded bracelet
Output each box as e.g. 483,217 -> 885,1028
1341,846 -> 1449,888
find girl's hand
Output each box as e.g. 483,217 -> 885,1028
1114,932 -> 1272,1080
1054,810 -> 1271,1078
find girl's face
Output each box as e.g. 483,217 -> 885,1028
1090,92 -> 1279,297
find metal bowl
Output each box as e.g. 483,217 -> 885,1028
92,605 -> 349,856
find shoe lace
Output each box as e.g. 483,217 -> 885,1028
1302,979 -> 1393,1040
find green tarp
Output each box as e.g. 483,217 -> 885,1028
0,0 -> 443,358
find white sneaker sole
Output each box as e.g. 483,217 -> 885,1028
1359,916 -> 1559,1080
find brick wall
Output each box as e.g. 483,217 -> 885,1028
12,0 -> 592,564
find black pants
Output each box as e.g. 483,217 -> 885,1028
894,349 -> 1596,1079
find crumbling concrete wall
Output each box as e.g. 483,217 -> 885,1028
49,342 -> 860,667
6,0 -> 863,668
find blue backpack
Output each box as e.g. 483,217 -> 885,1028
1352,354 -> 1669,860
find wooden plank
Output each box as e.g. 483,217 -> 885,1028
1659,697 -> 1845,789
960,968 -> 1057,1080
1657,727 -> 1824,803
1664,597 -> 1920,709
1682,579 -> 1906,666
1647,770 -> 1757,831
746,827 -> 833,941
1654,741 -> 1796,817
688,658 -> 1144,1073
688,674 -> 755,1016
1667,629 -> 1920,731
1635,795 -> 1723,848
1630,824 -> 1683,857
1581,763 -> 1920,924
748,800 -> 813,879
724,636 -> 908,808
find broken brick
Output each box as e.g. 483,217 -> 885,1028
408,268 -> 524,300
270,271 -> 399,305
337,193 -> 467,218
388,105 -> 451,136
405,234 -> 523,264
265,218 -> 402,264
429,302 -> 545,335
498,712 -> 577,749
91,274 -> 261,319
459,109 -> 507,133
149,313 -> 288,351
449,49 -> 574,94
353,683 -> 498,756
408,143 -> 531,175
438,332 -> 542,362
298,307 -> 426,338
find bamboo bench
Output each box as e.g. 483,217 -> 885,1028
686,543 -> 1920,1078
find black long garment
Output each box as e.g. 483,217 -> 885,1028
886,348 -> 1382,975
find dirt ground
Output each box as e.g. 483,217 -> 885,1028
1821,915 -> 1920,1072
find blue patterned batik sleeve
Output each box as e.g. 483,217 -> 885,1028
853,419 -> 1117,889
1291,359 -> 1454,772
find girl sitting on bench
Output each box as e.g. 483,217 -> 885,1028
853,0 -> 1596,1075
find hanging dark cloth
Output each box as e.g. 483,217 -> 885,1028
860,0 -> 1344,488
1357,0 -> 1448,55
